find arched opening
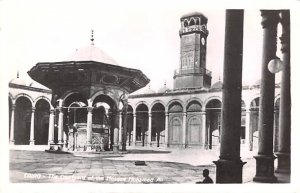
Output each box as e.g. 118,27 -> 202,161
250,97 -> 260,150
151,103 -> 165,147
186,101 -> 202,146
136,103 -> 149,146
206,99 -> 221,149
125,105 -> 133,146
195,18 -> 200,25
35,99 -> 50,145
274,97 -> 280,152
168,101 -> 183,147
184,20 -> 188,27
189,18 -> 195,26
14,97 -> 32,145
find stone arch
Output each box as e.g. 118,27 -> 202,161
186,99 -> 202,112
14,96 -> 32,145
134,101 -> 150,113
135,103 -> 149,146
189,17 -> 195,25
8,93 -> 14,104
149,100 -> 166,111
15,93 -> 34,107
183,19 -> 189,27
167,99 -> 185,112
34,99 -> 50,145
34,96 -> 53,109
151,102 -> 165,147
90,89 -> 121,107
204,96 -> 222,109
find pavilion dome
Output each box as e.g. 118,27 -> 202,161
211,80 -> 223,89
143,85 -> 156,94
9,77 -> 27,86
67,44 -> 118,66
157,82 -> 171,93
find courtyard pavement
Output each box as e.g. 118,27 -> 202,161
9,145 -> 288,184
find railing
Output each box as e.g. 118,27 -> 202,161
174,67 -> 212,77
179,25 -> 209,35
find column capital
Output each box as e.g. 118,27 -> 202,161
165,112 -> 169,116
260,10 -> 280,29
31,107 -> 36,112
58,107 -> 63,112
148,112 -> 152,117
133,113 -> 136,117
11,104 -> 16,110
183,112 -> 187,116
50,109 -> 55,114
87,107 -> 93,112
200,111 -> 206,115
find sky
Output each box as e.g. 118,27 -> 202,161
0,0 -> 298,92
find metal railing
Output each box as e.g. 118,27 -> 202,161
174,67 -> 212,77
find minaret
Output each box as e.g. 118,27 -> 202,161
173,12 -> 212,90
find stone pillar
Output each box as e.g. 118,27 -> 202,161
121,102 -> 128,151
200,111 -> 206,149
29,107 -> 36,145
245,108 -> 251,151
112,110 -> 119,151
276,10 -> 290,174
164,112 -> 169,146
213,10 -> 245,183
133,113 -> 136,146
58,107 -> 64,144
253,10 -> 280,183
48,109 -> 55,145
148,113 -> 152,146
182,112 -> 187,148
86,107 -> 93,151
10,104 -> 16,145
118,111 -> 122,147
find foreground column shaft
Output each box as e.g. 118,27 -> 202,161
214,9 -> 245,183
86,107 -> 93,150
133,114 -> 136,146
148,113 -> 152,146
48,109 -> 55,145
58,107 -> 64,144
276,10 -> 291,174
253,10 -> 280,183
10,105 -> 16,145
29,108 -> 35,145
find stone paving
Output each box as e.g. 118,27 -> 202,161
9,146 -> 288,184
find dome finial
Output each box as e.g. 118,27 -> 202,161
90,30 -> 94,45
17,70 -> 19,78
164,80 -> 166,87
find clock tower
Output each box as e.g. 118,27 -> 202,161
174,12 -> 212,89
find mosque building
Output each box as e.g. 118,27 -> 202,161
8,12 -> 281,152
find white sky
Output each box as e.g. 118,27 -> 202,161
0,0 -> 298,92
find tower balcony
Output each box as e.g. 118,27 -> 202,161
179,25 -> 209,36
174,67 -> 212,77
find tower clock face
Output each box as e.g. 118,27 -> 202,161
201,37 -> 206,45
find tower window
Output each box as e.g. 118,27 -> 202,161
190,18 -> 195,26
184,20 -> 188,27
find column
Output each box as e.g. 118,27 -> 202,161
86,107 -> 93,151
58,107 -> 64,144
245,108 -> 251,151
182,112 -> 187,148
200,111 -> 206,149
10,104 -> 16,145
48,109 -> 55,145
213,10 -> 245,183
118,111 -> 122,147
121,103 -> 128,151
276,10 -> 290,174
112,110 -> 119,151
148,113 -> 152,146
164,112 -> 169,146
133,113 -> 136,146
29,107 -> 36,145
253,10 -> 280,183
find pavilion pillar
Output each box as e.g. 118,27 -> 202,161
148,113 -> 152,146
118,111 -> 122,147
112,110 -> 119,151
213,10 -> 245,183
132,113 -> 136,146
164,112 -> 169,146
200,111 -> 206,149
10,104 -> 16,145
58,107 -> 64,144
245,108 -> 251,151
48,109 -> 55,145
86,107 -> 93,151
182,112 -> 187,148
276,10 -> 290,174
121,102 -> 128,151
29,107 -> 36,145
253,10 -> 280,183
